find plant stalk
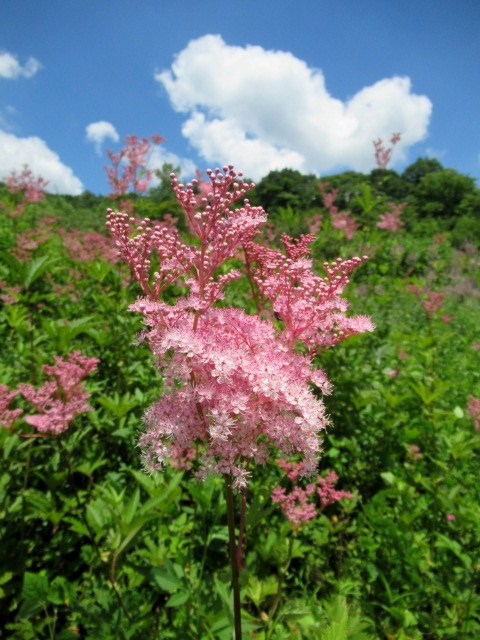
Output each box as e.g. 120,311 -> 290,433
224,476 -> 242,640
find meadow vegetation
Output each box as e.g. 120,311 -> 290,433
0,145 -> 479,639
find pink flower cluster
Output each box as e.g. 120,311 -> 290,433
58,228 -> 120,264
423,291 -> 445,317
0,385 -> 23,429
107,166 -> 374,487
2,165 -> 49,218
272,460 -> 353,528
319,183 -> 358,240
377,202 -> 406,232
373,133 -> 401,169
467,395 -> 480,431
407,285 -> 446,317
18,352 -> 99,435
4,165 -> 49,203
105,134 -> 164,198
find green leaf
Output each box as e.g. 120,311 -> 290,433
165,590 -> 190,607
151,565 -> 181,592
23,255 -> 56,289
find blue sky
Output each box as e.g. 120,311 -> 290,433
0,0 -> 479,195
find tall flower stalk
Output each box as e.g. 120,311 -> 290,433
107,165 -> 374,636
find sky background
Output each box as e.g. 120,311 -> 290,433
0,0 -> 479,195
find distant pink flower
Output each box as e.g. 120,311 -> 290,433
406,284 -> 422,296
0,385 -> 23,429
441,314 -> 453,324
398,349 -> 408,360
4,165 -> 49,203
18,351 -> 99,435
330,210 -> 359,239
307,212 -> 323,234
385,368 -> 399,378
408,444 -> 423,461
467,395 -> 480,431
446,514 -> 455,521
423,291 -> 445,317
104,134 -> 163,199
472,342 -> 480,351
317,471 -> 353,508
272,465 -> 353,528
377,202 -> 406,232
373,133 -> 401,169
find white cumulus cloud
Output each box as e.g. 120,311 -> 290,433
85,120 -> 120,155
0,130 -> 84,194
148,142 -> 198,181
156,35 -> 433,180
0,51 -> 42,79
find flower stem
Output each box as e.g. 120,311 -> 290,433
224,476 -> 242,639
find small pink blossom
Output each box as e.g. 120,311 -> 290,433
373,133 -> 401,169
18,352 -> 99,435
467,395 -> 480,431
408,444 -> 423,461
377,202 -> 406,232
0,385 -> 23,429
272,464 -> 353,528
423,291 -> 445,317
4,165 -> 49,203
446,514 -> 455,521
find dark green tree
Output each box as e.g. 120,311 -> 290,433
402,157 -> 444,186
249,168 -> 321,214
413,169 -> 479,219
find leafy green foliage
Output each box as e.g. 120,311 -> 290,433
1,161 -> 479,639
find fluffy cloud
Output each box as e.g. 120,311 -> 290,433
156,35 -> 432,180
148,144 -> 196,181
0,51 -> 42,79
0,130 -> 83,194
85,120 -> 120,155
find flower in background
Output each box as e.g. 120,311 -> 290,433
272,462 -> 353,529
0,385 -> 23,429
467,395 -> 480,431
423,291 -> 445,317
2,164 -> 49,218
18,351 -> 99,435
377,202 -> 406,232
446,514 -> 455,521
373,133 -> 401,169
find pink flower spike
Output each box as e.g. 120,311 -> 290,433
19,351 -> 99,435
0,385 -> 23,429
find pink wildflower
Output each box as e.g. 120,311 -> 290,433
467,395 -> 480,431
373,133 -> 401,169
317,471 -> 353,508
330,210 -> 359,239
104,134 -> 163,199
377,202 -> 406,232
408,444 -> 423,461
0,385 -> 23,429
272,463 -> 353,528
446,514 -> 455,521
18,351 -> 99,435
423,291 -> 445,317
107,165 -> 374,487
4,165 -> 49,203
